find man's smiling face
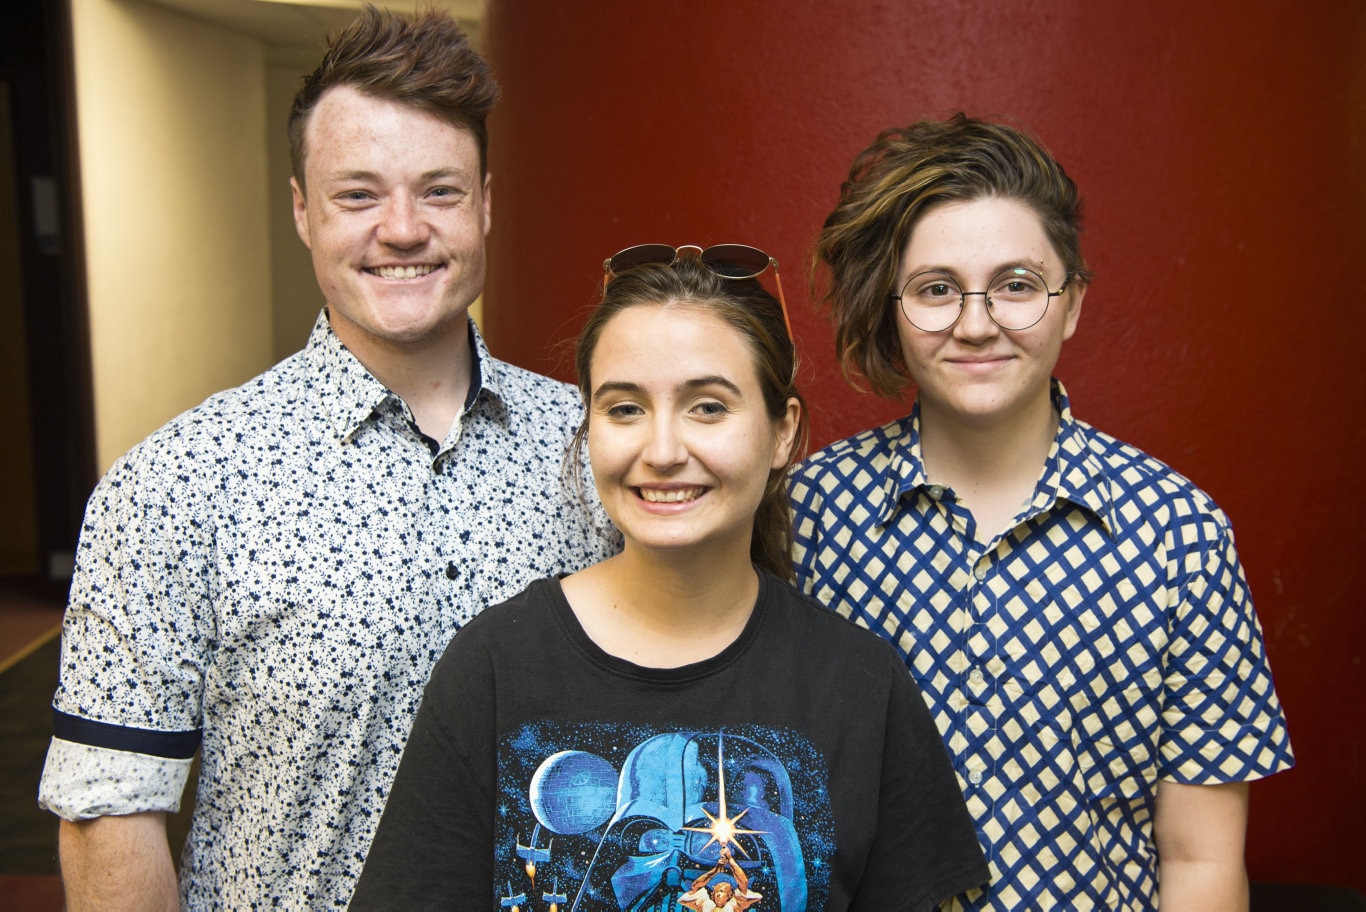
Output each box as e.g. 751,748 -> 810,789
291,85 -> 491,354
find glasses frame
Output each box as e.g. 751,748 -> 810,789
603,243 -> 792,340
892,267 -> 1072,333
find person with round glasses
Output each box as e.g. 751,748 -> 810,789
788,114 -> 1293,911
351,253 -> 989,910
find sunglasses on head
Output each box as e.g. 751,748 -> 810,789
602,243 -> 792,340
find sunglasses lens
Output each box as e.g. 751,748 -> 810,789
701,244 -> 772,278
608,244 -> 677,274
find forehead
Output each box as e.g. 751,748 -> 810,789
903,197 -> 1055,272
302,85 -> 478,176
591,304 -> 760,387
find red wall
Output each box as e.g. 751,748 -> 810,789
483,0 -> 1366,889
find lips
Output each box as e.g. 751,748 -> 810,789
946,353 -> 1012,372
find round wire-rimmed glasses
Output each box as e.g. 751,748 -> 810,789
893,266 -> 1072,332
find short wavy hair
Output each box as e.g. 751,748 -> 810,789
288,5 -> 499,189
568,258 -> 807,581
813,114 -> 1091,398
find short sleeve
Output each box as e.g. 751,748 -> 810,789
38,447 -> 215,819
1160,522 -> 1294,783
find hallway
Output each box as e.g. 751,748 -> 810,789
0,576 -> 66,911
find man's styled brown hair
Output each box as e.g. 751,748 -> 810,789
288,5 -> 500,189
814,114 -> 1091,398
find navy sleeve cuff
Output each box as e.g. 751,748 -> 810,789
52,708 -> 202,760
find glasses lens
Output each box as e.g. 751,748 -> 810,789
899,271 -> 963,332
700,244 -> 772,279
608,244 -> 677,274
987,267 -> 1049,330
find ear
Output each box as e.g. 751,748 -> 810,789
1061,279 -> 1085,341
481,172 -> 492,238
770,397 -> 802,471
291,177 -> 311,249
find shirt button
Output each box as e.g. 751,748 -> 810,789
928,484 -> 945,499
974,565 -> 987,581
445,562 -> 458,580
969,666 -> 984,684
967,770 -> 983,785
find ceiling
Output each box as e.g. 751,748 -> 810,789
139,0 -> 486,65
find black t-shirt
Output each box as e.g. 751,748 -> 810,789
352,570 -> 988,910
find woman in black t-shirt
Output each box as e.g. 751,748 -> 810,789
351,248 -> 989,911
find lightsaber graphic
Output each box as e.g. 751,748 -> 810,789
682,733 -> 768,857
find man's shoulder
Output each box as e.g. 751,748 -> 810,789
481,357 -> 586,459
487,356 -> 581,416
105,352 -> 316,479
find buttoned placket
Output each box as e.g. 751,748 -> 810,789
924,482 -> 996,791
377,397 -> 473,647
430,408 -> 475,640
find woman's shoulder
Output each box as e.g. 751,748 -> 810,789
435,576 -> 569,665
759,570 -> 907,664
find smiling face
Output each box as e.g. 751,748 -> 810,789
586,303 -> 798,562
895,196 -> 1085,431
291,85 -> 490,356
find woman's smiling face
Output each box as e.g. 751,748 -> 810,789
586,303 -> 798,560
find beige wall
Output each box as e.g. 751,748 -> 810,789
72,0 -> 273,472
266,60 -> 322,361
69,0 -> 487,473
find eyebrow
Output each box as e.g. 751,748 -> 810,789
325,168 -> 472,184
912,259 -> 1046,279
591,375 -> 743,403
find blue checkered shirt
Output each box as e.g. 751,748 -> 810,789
788,381 -> 1292,911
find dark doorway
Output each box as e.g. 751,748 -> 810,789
1,0 -> 94,580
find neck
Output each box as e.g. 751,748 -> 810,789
561,546 -> 760,668
334,315 -> 472,441
917,391 -> 1059,540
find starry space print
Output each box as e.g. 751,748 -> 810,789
39,313 -> 620,910
493,719 -> 837,909
349,573 -> 990,911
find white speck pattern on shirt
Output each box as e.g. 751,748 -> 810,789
39,313 -> 620,910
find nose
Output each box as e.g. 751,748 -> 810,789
376,193 -> 430,249
641,415 -> 687,469
952,290 -> 999,342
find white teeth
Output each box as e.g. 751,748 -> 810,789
372,264 -> 436,279
639,487 -> 702,504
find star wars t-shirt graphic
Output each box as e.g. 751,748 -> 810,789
494,721 -> 835,910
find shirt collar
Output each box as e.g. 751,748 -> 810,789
1035,380 -> 1119,536
306,311 -> 505,443
879,379 -> 1118,536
